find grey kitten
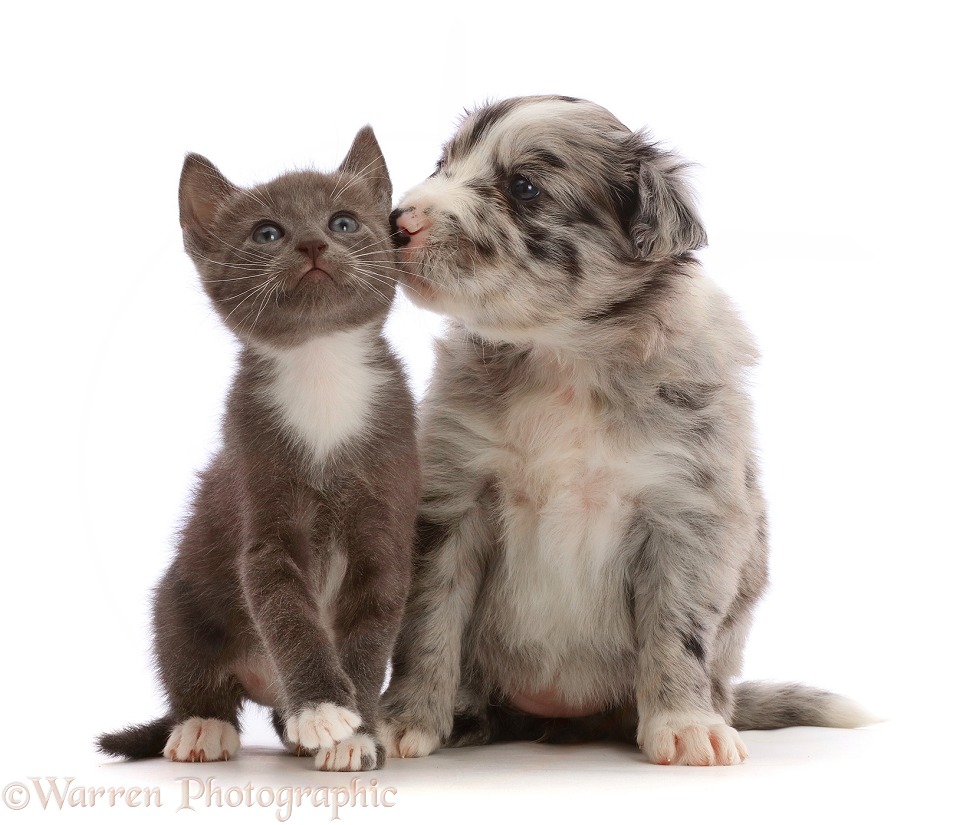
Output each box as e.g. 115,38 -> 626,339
97,127 -> 419,771
380,96 -> 873,766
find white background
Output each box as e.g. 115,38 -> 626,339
1,1 -> 950,822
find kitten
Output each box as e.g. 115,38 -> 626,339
97,127 -> 419,771
380,96 -> 874,766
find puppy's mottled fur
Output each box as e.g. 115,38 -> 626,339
381,96 -> 872,766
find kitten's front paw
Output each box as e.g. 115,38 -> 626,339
639,715 -> 747,766
285,704 -> 362,751
163,718 -> 240,762
314,733 -> 381,771
378,718 -> 440,758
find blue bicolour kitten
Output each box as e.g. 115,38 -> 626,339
97,128 -> 419,771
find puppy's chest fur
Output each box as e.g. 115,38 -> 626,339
474,373 -> 665,669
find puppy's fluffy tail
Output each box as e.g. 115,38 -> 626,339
731,681 -> 880,731
97,716 -> 174,760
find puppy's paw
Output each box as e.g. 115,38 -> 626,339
163,718 -> 240,762
285,704 -> 362,751
640,715 -> 747,766
314,733 -> 381,771
378,718 -> 441,758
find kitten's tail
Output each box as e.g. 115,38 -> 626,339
96,716 -> 175,760
731,681 -> 880,730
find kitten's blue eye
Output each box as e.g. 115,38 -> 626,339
509,176 -> 541,201
252,223 -> 284,243
329,214 -> 360,233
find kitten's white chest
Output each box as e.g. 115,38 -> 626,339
259,326 -> 386,463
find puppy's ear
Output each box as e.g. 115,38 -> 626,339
620,131 -> 707,260
179,153 -> 238,251
338,125 -> 392,210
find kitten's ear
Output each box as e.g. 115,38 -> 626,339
338,126 -> 392,209
620,131 -> 707,260
179,153 -> 238,246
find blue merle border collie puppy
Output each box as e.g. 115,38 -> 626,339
380,95 -> 875,766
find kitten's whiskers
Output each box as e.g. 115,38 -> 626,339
351,267 -> 393,305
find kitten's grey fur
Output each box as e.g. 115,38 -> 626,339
381,96 -> 873,766
97,128 -> 419,771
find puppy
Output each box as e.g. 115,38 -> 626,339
381,96 -> 873,766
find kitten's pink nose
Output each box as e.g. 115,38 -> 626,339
298,240 -> 328,263
390,206 -> 432,249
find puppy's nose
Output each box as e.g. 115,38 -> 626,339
297,240 -> 328,262
390,206 -> 432,249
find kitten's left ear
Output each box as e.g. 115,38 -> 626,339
179,153 -> 238,249
338,126 -> 392,209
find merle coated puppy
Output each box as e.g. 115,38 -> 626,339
380,96 -> 873,766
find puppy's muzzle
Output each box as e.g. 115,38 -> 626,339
390,206 -> 431,250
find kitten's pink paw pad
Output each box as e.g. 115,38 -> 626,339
642,720 -> 747,766
285,704 -> 361,751
314,733 -> 379,771
163,718 -> 240,762
378,719 -> 440,758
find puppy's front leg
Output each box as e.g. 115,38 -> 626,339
630,521 -> 748,766
379,507 -> 492,758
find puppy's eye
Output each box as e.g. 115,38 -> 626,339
329,213 -> 360,233
509,176 -> 541,201
431,158 -> 446,178
251,223 -> 284,244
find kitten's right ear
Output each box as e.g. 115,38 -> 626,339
179,153 -> 237,247
338,126 -> 392,209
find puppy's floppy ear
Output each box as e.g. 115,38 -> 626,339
179,153 -> 238,251
620,131 -> 707,260
338,125 -> 392,210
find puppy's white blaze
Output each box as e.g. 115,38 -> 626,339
397,106 -> 583,246
480,98 -> 602,156
400,170 -> 484,217
257,324 -> 386,463
397,102 -> 581,214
